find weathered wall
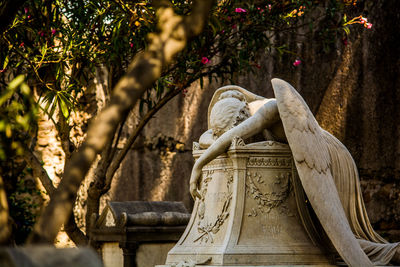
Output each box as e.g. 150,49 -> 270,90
105,0 -> 400,241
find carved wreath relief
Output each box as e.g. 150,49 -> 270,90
194,169 -> 233,244
245,171 -> 293,217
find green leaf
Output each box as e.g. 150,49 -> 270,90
8,75 -> 25,91
41,43 -> 48,56
0,90 -> 14,106
3,55 -> 9,70
59,98 -> 69,118
5,124 -> 12,138
48,100 -> 57,118
20,83 -> 30,96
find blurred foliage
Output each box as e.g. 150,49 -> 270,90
0,0 -> 366,242
0,0 -> 365,156
7,173 -> 43,244
0,75 -> 38,160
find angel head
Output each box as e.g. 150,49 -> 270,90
209,90 -> 250,137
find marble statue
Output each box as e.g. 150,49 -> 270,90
188,79 -> 400,266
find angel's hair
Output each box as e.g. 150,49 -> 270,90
218,90 -> 246,102
210,90 -> 250,137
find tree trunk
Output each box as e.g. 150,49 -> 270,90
28,0 -> 215,244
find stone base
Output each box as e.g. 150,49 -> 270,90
0,246 -> 103,267
165,142 -> 337,267
156,265 -> 337,267
157,265 -> 391,267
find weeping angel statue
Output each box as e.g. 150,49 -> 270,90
189,79 -> 400,266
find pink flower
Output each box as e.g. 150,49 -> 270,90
27,15 -> 31,19
235,8 -> 247,13
293,59 -> 301,66
360,17 -> 368,23
268,4 -> 272,11
38,31 -> 45,37
365,23 -> 373,29
130,43 -> 134,48
51,29 -> 56,35
24,7 -> 29,14
201,57 -> 209,64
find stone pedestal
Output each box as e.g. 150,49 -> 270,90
90,201 -> 190,267
162,140 -> 336,266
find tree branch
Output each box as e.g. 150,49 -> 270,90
57,110 -> 75,162
85,132 -> 116,233
27,0 -> 215,244
22,145 -> 88,245
22,148 -> 56,196
103,61 -> 226,192
64,211 -> 88,246
103,87 -> 180,190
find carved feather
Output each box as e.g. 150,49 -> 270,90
271,78 -> 373,267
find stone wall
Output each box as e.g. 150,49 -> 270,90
103,0 -> 400,241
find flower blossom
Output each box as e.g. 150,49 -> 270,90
360,17 -> 368,23
359,17 -> 372,29
201,57 -> 210,64
51,29 -> 56,35
344,15 -> 373,30
235,8 -> 247,13
24,7 -> 29,14
293,59 -> 301,66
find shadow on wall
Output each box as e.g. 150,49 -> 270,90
103,0 -> 400,240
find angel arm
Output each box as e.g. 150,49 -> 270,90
190,99 -> 281,199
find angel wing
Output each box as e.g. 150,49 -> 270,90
271,78 -> 373,267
